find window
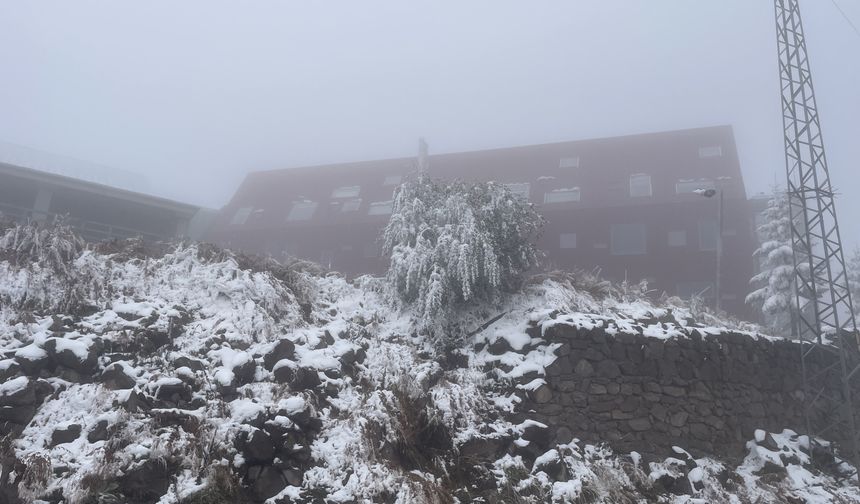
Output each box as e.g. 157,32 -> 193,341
544,188 -> 581,204
332,186 -> 361,198
559,156 -> 580,169
340,198 -> 362,212
677,281 -> 714,300
698,220 -> 718,251
629,174 -> 652,198
383,175 -> 402,186
668,230 -> 687,247
699,146 -> 723,158
559,233 -> 577,249
368,200 -> 393,216
676,179 -> 716,194
505,182 -> 531,200
610,223 -> 647,256
287,201 -> 318,221
230,207 -> 253,225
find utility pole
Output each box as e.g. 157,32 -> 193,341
774,0 -> 860,471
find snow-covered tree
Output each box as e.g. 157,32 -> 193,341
848,246 -> 860,320
746,190 -> 797,335
382,174 -> 543,338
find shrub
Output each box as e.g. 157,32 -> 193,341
382,174 -> 543,337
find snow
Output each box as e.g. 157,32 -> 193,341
52,336 -> 92,360
0,376 -> 29,396
14,343 -> 47,361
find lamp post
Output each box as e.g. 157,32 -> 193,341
696,187 -> 723,312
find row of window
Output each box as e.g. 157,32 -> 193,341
231,199 -> 395,225
504,176 -> 721,204
554,145 -> 722,170
556,221 -> 723,255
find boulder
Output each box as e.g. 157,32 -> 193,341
273,363 -> 296,384
44,337 -> 101,374
240,428 -> 275,463
291,367 -> 321,391
248,466 -> 288,501
172,355 -> 207,373
0,377 -> 36,407
87,419 -> 110,443
152,379 -> 192,406
50,424 -> 82,447
521,422 -> 551,449
0,360 -> 21,382
100,363 -> 137,390
14,344 -> 50,376
459,436 -> 509,461
264,339 -> 296,371
487,337 -> 513,356
118,459 -> 171,502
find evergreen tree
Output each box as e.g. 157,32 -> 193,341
746,190 -> 796,335
382,174 -> 543,339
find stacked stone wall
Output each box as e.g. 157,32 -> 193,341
519,323 -> 854,460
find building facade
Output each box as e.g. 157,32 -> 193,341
0,162 -> 203,242
209,126 -> 757,317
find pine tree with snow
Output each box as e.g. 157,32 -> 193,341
847,246 -> 860,321
746,190 -> 797,335
382,173 -> 543,340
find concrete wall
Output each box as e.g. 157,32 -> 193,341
517,322 -> 853,460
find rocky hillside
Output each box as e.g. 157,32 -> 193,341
0,221 -> 858,503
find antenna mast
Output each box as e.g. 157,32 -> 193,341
774,0 -> 860,470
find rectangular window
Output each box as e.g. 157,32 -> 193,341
332,186 -> 361,198
559,156 -> 580,169
368,200 -> 393,216
287,201 -> 318,221
610,223 -> 647,256
544,188 -> 581,204
699,146 -> 723,158
629,174 -> 652,197
676,179 -> 716,194
698,220 -> 718,251
230,207 -> 254,225
668,230 -> 687,247
340,198 -> 362,213
383,175 -> 402,186
559,233 -> 577,249
505,182 -> 531,200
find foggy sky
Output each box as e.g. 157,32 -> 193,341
0,1 -> 858,245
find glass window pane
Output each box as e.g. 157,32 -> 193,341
699,146 -> 723,158
504,182 -> 531,200
544,188 -> 581,204
559,233 -> 577,249
610,223 -> 647,256
629,174 -> 652,197
230,207 -> 254,225
332,186 -> 361,198
559,156 -> 580,169
368,200 -> 393,216
383,175 -> 402,186
287,201 -> 318,221
341,199 -> 362,212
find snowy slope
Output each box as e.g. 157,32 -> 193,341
0,223 -> 857,503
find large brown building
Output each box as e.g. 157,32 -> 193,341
209,126 -> 758,317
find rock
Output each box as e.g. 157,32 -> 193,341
533,449 -> 567,481
264,339 -> 296,371
173,355 -> 207,372
44,337 -> 101,374
241,428 -> 275,463
528,384 -> 553,404
87,419 -> 110,443
521,422 -> 551,449
119,389 -> 154,413
487,337 -> 513,356
291,367 -> 321,391
629,418 -> 652,432
232,358 -> 257,386
100,363 -> 137,390
118,459 -> 171,502
596,360 -> 621,378
554,426 -> 574,445
670,411 -> 689,428
14,344 -> 50,376
0,360 -> 21,382
459,436 -> 509,461
0,377 -> 35,407
249,466 -> 288,501
574,359 -> 594,377
0,405 -> 36,425
273,363 -> 296,384
50,424 -> 82,447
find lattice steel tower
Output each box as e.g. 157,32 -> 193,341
774,0 -> 860,471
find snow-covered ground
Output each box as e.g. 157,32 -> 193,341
0,223 -> 857,503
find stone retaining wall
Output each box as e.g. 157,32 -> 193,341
517,323 -> 853,460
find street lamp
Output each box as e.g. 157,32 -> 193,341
694,187 -> 723,312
